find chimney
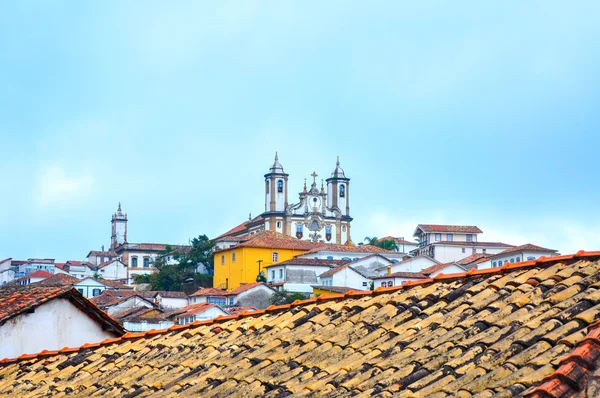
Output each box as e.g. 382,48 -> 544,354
387,266 -> 392,275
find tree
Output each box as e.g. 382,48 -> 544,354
147,234 -> 216,291
133,274 -> 151,284
269,289 -> 306,305
376,239 -> 399,251
364,236 -> 378,245
256,273 -> 267,283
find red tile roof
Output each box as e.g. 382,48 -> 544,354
215,221 -> 250,240
157,291 -> 188,299
23,270 -> 53,279
370,271 -> 427,280
319,264 -> 368,278
433,240 -> 515,247
303,243 -> 400,255
175,303 -> 218,317
34,273 -> 80,286
190,287 -> 227,297
268,258 -> 351,267
54,262 -> 67,270
86,250 -> 118,258
226,282 -> 272,296
112,306 -> 161,322
226,306 -> 256,316
89,290 -> 142,307
0,285 -> 124,335
455,253 -> 492,266
231,231 -> 322,252
421,262 -> 468,275
498,243 -> 557,255
313,285 -> 365,294
416,224 -> 483,233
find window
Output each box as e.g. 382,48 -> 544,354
131,257 -> 138,267
492,262 -> 497,267
381,282 -> 387,288
340,184 -> 345,197
92,288 -> 102,297
296,224 -> 303,238
208,297 -> 226,306
232,252 -> 236,263
229,297 -> 234,306
266,180 -> 269,194
483,249 -> 487,254
516,257 -> 521,262
221,255 -> 225,265
510,258 -> 515,263
279,269 -> 283,279
362,282 -> 368,287
435,233 -> 441,241
272,252 -> 279,262
466,234 -> 473,242
388,281 -> 394,287
272,270 -> 275,280
327,256 -> 334,260
527,256 -> 535,260
276,221 -> 281,229
143,258 -> 150,267
277,180 -> 283,193
447,234 -> 453,241
462,248 -> 466,253
77,288 -> 84,295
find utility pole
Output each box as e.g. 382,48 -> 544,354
257,259 -> 264,280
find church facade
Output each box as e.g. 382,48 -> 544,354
216,154 -> 353,246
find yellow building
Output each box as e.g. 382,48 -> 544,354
213,231 -> 321,291
312,285 -> 357,297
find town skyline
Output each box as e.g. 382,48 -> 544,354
2,2 -> 600,260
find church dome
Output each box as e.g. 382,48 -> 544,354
331,156 -> 346,179
269,152 -> 285,174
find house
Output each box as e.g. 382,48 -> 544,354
213,230 -> 322,291
311,285 -> 364,296
73,277 -> 128,299
411,224 -> 514,262
90,290 -> 156,316
420,262 -> 468,277
86,246 -> 119,266
0,285 -> 124,358
0,258 -> 14,285
387,254 -> 440,274
10,270 -> 53,286
478,243 -> 559,269
189,287 -> 227,305
297,244 -> 405,261
144,291 -> 189,310
34,273 -> 80,286
264,258 -> 350,295
317,264 -> 371,291
112,306 -> 172,332
455,252 -> 493,269
370,271 -> 428,289
65,260 -> 96,279
172,303 -> 229,325
4,251 -> 600,396
95,259 -> 128,281
225,282 -> 275,309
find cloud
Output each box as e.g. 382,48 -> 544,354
35,166 -> 94,208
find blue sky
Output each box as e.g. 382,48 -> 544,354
1,2 -> 599,261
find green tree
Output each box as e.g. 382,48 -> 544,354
133,274 -> 151,284
376,239 -> 399,251
256,273 -> 267,283
364,236 -> 378,245
147,234 -> 216,291
269,289 -> 306,305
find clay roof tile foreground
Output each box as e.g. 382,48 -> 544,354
3,251 -> 600,397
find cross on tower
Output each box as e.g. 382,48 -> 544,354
311,171 -> 318,185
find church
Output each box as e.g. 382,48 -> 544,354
216,153 -> 353,246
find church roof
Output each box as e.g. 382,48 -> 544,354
218,231 -> 322,252
328,156 -> 348,179
3,252 -> 600,396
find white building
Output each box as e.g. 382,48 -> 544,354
0,285 -> 124,359
297,245 -> 405,261
154,291 -> 189,310
317,264 -> 371,291
265,258 -> 349,295
175,304 -> 230,325
412,224 -> 514,263
189,288 -> 228,305
421,262 -> 468,278
95,259 -> 128,281
0,258 -> 15,285
90,290 -> 156,316
11,270 -> 54,286
215,154 -> 354,247
113,306 -> 173,332
371,271 -> 429,289
478,244 -> 558,269
226,283 -> 276,309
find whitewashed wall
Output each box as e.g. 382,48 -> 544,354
0,298 -> 115,358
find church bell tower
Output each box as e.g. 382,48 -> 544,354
326,157 -> 350,217
264,152 -> 289,213
111,203 -> 128,249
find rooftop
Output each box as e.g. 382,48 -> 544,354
421,262 -> 468,275
415,224 -> 483,234
267,258 -> 351,268
33,273 -> 80,286
2,251 -> 600,397
234,231 -> 322,252
370,271 -> 428,280
433,240 -> 515,247
175,303 -> 218,318
498,243 -> 558,255
190,287 -> 227,297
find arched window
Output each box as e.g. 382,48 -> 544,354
515,257 -> 521,262
143,257 -> 150,267
296,224 -> 303,238
272,252 -> 279,262
381,282 -> 387,288
492,261 -> 497,267
277,180 -> 283,193
310,220 -> 318,230
265,180 -> 269,194
339,184 -> 345,197
276,221 -> 281,229
131,257 -> 138,267
326,256 -> 334,260
510,258 -> 515,263
388,281 -> 394,287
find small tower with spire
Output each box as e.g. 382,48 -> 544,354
110,202 -> 128,249
326,156 -> 351,217
264,152 -> 289,213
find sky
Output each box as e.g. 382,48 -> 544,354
1,2 -> 599,261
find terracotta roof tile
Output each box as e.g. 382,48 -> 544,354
433,240 -> 515,247
312,285 -> 363,294
226,282 -> 271,296
190,287 -> 227,297
499,243 -> 558,255
233,231 -> 322,251
456,252 -> 492,266
156,291 -> 188,299
2,252 -> 600,397
417,224 -> 483,233
33,273 -> 80,286
267,258 -> 351,267
421,262 -> 468,275
370,271 -> 427,280
175,303 -> 217,317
